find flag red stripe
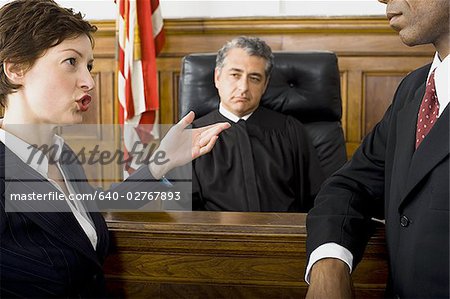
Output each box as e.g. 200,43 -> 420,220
118,46 -> 124,76
125,68 -> 135,118
150,0 -> 160,14
154,31 -> 165,55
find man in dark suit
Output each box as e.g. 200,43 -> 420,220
305,0 -> 449,298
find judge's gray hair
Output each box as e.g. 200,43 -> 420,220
216,36 -> 274,78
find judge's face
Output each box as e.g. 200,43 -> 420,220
215,48 -> 269,118
378,0 -> 449,48
10,34 -> 95,125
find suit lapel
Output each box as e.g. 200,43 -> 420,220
399,105 -> 449,209
90,211 -> 109,259
3,146 -> 102,268
59,160 -> 109,259
58,151 -> 110,261
4,150 -> 70,213
392,82 -> 425,198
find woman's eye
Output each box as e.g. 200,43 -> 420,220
87,63 -> 93,72
66,58 -> 76,66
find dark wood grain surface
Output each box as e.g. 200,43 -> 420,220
103,211 -> 388,298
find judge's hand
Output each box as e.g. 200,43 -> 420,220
149,111 -> 230,179
306,258 -> 353,299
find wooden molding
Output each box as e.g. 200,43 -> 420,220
93,17 -> 405,35
163,17 -> 396,34
92,17 -> 434,57
92,20 -> 116,36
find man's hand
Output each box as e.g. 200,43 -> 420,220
149,111 -> 230,179
306,258 -> 353,299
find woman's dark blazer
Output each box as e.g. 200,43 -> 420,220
0,142 -> 155,298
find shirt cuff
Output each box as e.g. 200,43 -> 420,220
305,242 -> 353,284
160,176 -> 174,187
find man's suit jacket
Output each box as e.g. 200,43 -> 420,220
0,142 -> 156,297
306,64 -> 449,298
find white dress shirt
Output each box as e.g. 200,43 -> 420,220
305,52 -> 450,283
431,53 -> 450,116
219,103 -> 253,122
0,128 -> 98,249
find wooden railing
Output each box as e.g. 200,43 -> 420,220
103,211 -> 388,298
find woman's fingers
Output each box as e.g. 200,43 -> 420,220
194,136 -> 218,158
192,124 -> 226,159
199,135 -> 219,156
197,122 -> 230,146
178,111 -> 195,130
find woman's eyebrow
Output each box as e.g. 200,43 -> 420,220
60,48 -> 94,61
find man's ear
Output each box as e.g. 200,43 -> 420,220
3,61 -> 25,84
263,75 -> 270,92
214,67 -> 221,89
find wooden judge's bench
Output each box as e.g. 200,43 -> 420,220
103,212 -> 388,298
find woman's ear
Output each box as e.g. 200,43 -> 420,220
3,61 -> 25,84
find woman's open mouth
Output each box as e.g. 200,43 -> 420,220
77,95 -> 92,112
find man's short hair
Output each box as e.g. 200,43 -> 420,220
216,36 -> 274,78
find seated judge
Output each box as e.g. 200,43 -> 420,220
191,36 -> 325,212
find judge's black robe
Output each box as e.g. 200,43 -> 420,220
192,107 -> 325,212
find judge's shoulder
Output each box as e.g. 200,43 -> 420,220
247,106 -> 306,132
192,106 -> 305,131
192,109 -> 226,128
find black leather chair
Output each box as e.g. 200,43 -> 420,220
178,51 -> 346,177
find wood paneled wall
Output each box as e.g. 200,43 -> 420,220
92,17 -> 434,157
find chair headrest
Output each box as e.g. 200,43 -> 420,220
179,51 -> 342,123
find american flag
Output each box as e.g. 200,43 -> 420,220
116,0 -> 165,176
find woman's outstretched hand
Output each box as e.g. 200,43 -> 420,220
149,111 -> 230,179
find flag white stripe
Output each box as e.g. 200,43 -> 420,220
131,60 -> 147,115
118,17 -> 126,50
117,73 -> 127,110
152,5 -> 164,38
